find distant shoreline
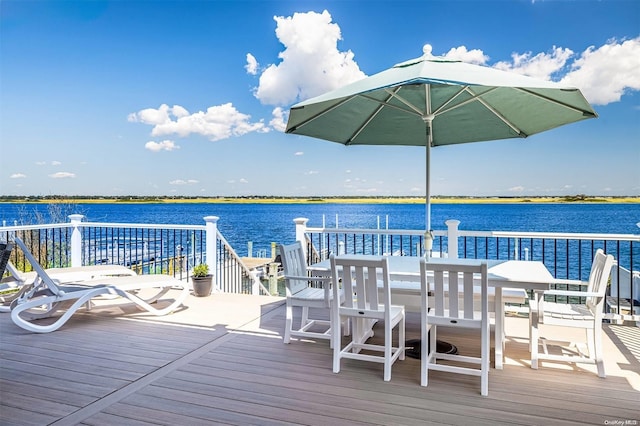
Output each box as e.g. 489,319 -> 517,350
1,196 -> 638,204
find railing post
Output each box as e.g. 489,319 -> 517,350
69,214 -> 85,267
204,216 -> 219,291
294,217 -> 309,255
268,262 -> 279,296
445,219 -> 460,259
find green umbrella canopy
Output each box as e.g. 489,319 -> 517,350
285,48 -> 597,233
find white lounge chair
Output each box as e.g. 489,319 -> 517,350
0,243 -> 136,313
9,237 -> 188,333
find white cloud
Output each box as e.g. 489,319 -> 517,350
410,187 -> 421,192
508,186 -> 525,192
127,104 -> 189,125
251,10 -> 366,106
245,53 -> 259,75
492,46 -> 574,81
49,172 -> 75,179
442,45 -> 489,65
270,107 -> 287,131
488,38 -> 640,105
130,103 -> 267,141
560,37 -> 640,105
294,151 -> 304,156
145,140 -> 180,152
51,160 -> 62,166
239,178 -> 249,184
35,161 -> 46,166
305,170 -> 319,175
10,173 -> 26,179
169,179 -> 199,185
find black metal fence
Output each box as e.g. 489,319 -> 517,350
1,222 -> 267,295
304,227 -> 640,321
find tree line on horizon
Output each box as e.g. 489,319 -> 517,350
0,194 -> 628,202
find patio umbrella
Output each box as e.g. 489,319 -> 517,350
285,46 -> 597,234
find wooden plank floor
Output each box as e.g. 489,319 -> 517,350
1,293 -> 638,426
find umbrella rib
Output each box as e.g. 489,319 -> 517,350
434,87 -> 526,136
347,91 -> 397,144
357,91 -> 424,117
430,86 -> 468,116
466,88 -> 526,136
516,87 -> 597,117
286,97 -> 353,133
379,88 -> 426,115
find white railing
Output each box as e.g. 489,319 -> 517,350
1,215 -> 270,296
294,217 -> 640,323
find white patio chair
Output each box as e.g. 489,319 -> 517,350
529,248 -> 615,377
9,237 -> 188,333
330,255 -> 405,382
279,242 -> 343,344
420,259 -> 490,396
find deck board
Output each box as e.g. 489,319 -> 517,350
1,294 -> 638,425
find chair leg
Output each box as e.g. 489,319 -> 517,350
530,316 -> 539,369
332,314 -> 342,374
481,320 -> 489,397
283,302 -> 293,344
528,312 -> 532,352
301,306 -> 309,328
343,317 -> 351,336
420,322 -> 429,387
593,326 -> 606,378
384,321 -> 392,382
399,316 -> 405,361
586,327 -> 594,357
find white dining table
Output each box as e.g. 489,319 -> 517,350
310,255 -> 554,369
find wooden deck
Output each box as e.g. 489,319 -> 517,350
1,292 -> 639,425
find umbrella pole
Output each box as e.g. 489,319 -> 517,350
425,128 -> 431,233
424,115 -> 434,257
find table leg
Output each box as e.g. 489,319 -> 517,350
495,288 -> 504,369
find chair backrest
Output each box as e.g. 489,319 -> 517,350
0,242 -> 13,279
330,255 -> 392,319
279,241 -> 311,296
12,237 -> 63,295
420,259 -> 488,326
585,249 -> 615,311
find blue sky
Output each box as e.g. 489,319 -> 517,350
1,0 -> 638,198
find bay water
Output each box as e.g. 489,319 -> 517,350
2,203 -> 638,257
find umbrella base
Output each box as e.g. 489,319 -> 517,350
405,338 -> 458,359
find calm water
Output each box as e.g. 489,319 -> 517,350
2,202 -> 638,256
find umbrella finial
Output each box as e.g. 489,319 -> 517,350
422,44 -> 433,58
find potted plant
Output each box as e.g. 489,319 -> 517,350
191,263 -> 213,297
